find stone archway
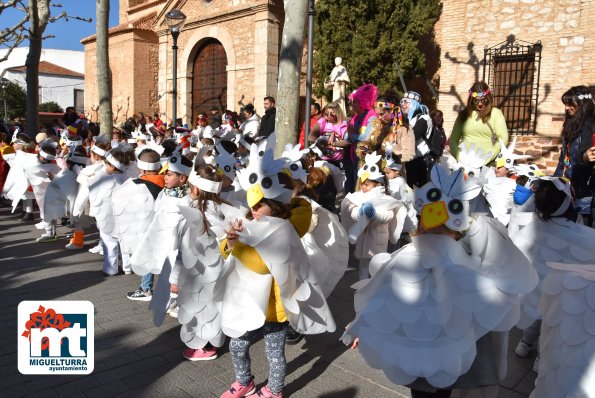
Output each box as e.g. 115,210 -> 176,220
180,25 -> 237,126
191,39 -> 227,124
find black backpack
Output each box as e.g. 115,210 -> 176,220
423,125 -> 446,159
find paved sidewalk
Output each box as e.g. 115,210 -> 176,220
0,204 -> 536,397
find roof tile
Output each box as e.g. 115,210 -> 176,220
7,61 -> 83,77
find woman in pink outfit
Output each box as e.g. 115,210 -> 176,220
308,101 -> 348,168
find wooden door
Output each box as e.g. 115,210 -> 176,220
192,39 -> 227,124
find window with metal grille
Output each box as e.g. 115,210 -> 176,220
483,40 -> 542,135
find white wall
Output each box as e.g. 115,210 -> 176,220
0,47 -> 84,75
3,70 -> 84,111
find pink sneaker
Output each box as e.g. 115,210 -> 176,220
220,379 -> 256,398
254,386 -> 283,398
182,347 -> 218,361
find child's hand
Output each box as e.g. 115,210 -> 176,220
231,218 -> 244,233
225,219 -> 243,249
170,284 -> 178,294
358,202 -> 376,219
363,203 -> 376,218
358,203 -> 366,218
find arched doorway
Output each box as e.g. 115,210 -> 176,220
191,39 -> 227,125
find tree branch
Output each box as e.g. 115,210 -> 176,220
0,36 -> 25,62
49,10 -> 92,23
0,14 -> 28,40
0,12 -> 28,62
0,0 -> 22,13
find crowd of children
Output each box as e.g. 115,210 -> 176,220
1,82 -> 594,398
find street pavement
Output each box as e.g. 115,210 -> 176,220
0,204 -> 537,397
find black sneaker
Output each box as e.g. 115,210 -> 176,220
127,288 -> 152,301
285,326 -> 303,345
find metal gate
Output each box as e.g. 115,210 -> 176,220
192,39 -> 227,125
483,39 -> 542,135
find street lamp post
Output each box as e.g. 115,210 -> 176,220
165,9 -> 187,129
0,78 -> 8,123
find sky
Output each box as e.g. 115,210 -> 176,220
1,0 -> 120,52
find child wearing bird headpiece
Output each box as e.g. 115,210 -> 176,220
340,151 -> 405,280
219,134 -> 335,398
343,163 -> 538,397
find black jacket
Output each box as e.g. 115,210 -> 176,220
259,107 -> 276,138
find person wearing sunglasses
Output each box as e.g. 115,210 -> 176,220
400,91 -> 434,188
308,101 -> 348,168
449,81 -> 509,166
356,92 -> 415,167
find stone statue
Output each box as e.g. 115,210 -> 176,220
325,57 -> 350,116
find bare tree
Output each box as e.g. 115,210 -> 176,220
274,0 -> 308,156
96,0 -> 112,138
0,1 -> 90,135
24,0 -> 50,134
0,1 -> 29,62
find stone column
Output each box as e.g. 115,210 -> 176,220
157,33 -> 171,125
253,10 -> 280,115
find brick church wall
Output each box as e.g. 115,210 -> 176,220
435,0 -> 594,172
84,0 -> 282,126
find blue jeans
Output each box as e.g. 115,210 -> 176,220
140,273 -> 154,292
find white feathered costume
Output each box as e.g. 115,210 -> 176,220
217,140 -> 336,337
342,164 -> 538,390
532,262 -> 595,398
3,150 -> 60,217
281,143 -> 349,298
510,178 -> 595,330
131,141 -> 336,346
340,152 -> 406,256
131,198 -> 228,348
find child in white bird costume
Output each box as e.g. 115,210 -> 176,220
343,164 -> 538,398
509,177 -> 595,379
340,151 -> 406,280
218,139 -> 335,398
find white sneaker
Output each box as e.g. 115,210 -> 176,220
89,244 -> 103,255
515,340 -> 537,357
166,299 -> 177,314
169,306 -> 179,318
65,242 -> 84,250
36,233 -> 57,243
35,221 -> 48,230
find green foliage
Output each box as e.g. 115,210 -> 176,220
313,0 -> 441,100
0,81 -> 27,120
39,101 -> 64,113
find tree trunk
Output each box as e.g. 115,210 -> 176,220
25,0 -> 50,136
274,0 -> 308,157
96,0 -> 112,139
